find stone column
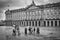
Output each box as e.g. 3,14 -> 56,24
57,20 -> 59,27
29,21 -> 31,26
53,20 -> 55,27
46,21 -> 47,27
28,21 -> 29,26
27,21 -> 28,26
20,22 -> 22,26
42,21 -> 44,26
25,21 -> 27,26
40,21 -> 42,27
49,21 -> 51,27
37,21 -> 39,27
31,21 -> 32,26
29,21 -> 30,26
21,21 -> 22,26
23,21 -> 25,26
34,21 -> 35,27
33,21 -> 34,27
24,21 -> 25,26
19,22 -> 20,26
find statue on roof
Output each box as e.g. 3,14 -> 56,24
31,0 -> 36,6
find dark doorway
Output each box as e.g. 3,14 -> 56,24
51,21 -> 53,27
39,21 -> 40,26
59,21 -> 60,26
44,21 -> 46,27
32,21 -> 34,26
35,21 -> 37,26
47,21 -> 49,27
55,21 -> 57,27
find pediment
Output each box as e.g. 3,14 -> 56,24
28,6 -> 39,9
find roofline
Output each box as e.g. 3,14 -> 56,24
5,2 -> 60,14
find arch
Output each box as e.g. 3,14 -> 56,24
55,21 -> 57,27
44,21 -> 46,27
47,21 -> 49,27
51,21 -> 53,27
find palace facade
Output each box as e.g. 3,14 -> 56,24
5,1 -> 60,27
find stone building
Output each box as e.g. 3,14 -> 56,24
5,1 -> 60,27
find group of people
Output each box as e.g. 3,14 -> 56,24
12,25 -> 20,36
12,25 -> 40,36
25,27 -> 40,35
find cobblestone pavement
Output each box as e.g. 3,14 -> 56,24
5,33 -> 60,40
0,26 -> 60,40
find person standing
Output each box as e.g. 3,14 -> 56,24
16,25 -> 20,36
13,25 -> 20,36
36,27 -> 40,34
12,25 -> 16,36
34,27 -> 35,33
28,27 -> 32,35
12,29 -> 16,36
25,28 -> 27,35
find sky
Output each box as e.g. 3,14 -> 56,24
0,0 -> 60,20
